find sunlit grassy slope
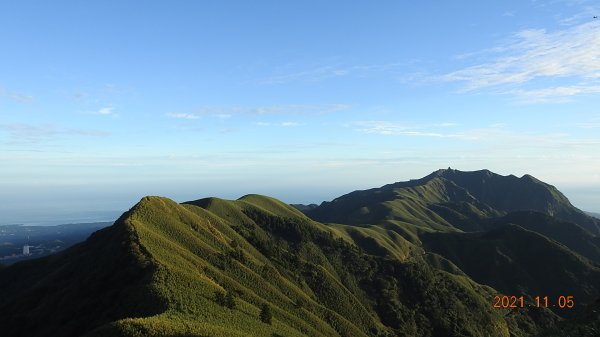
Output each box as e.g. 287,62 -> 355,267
86,195 -> 524,337
0,193 -> 557,337
307,175 -> 498,232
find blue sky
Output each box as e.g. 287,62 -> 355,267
2,0 -> 600,224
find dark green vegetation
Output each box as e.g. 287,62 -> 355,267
0,222 -> 111,265
0,169 -> 599,336
541,297 -> 600,337
421,225 -> 600,315
307,168 -> 600,235
0,215 -> 162,337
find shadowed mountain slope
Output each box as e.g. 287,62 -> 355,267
493,211 -> 600,263
540,297 -> 600,336
0,210 -> 165,337
587,211 -> 600,220
306,169 -> 600,235
428,169 -> 600,235
420,224 -> 600,316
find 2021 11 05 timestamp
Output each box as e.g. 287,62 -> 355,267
493,295 -> 575,309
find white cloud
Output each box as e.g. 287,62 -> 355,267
91,107 -> 117,116
174,104 -> 349,119
351,121 -> 600,149
259,63 -> 403,84
440,21 -> 600,101
509,84 -> 600,103
555,2 -> 600,25
577,118 -> 600,128
166,112 -> 199,120
97,107 -> 114,115
256,121 -> 304,127
281,122 -> 302,127
250,104 -> 349,115
0,87 -> 33,103
353,121 -> 452,137
0,123 -> 108,145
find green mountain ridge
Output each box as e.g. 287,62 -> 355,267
427,169 -> 600,235
0,169 -> 598,337
306,174 -> 500,233
306,168 -> 600,235
0,195 -> 542,337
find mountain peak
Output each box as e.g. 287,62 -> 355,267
436,167 -> 494,177
419,168 -> 498,184
308,169 -> 600,235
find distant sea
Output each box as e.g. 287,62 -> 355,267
2,210 -> 123,226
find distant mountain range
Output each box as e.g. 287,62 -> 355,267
0,169 -> 598,337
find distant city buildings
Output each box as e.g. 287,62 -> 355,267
22,245 -> 30,255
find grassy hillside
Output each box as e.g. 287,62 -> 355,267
307,176 -> 499,232
0,195 -> 553,337
1,169 -> 597,336
421,224 -> 600,317
0,211 -> 165,337
494,211 -> 600,263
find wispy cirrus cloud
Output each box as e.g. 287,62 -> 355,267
553,1 -> 600,25
353,120 -> 600,151
508,84 -> 600,103
0,87 -> 33,103
167,103 -> 350,121
281,122 -> 302,127
259,63 -> 404,84
256,121 -> 305,127
249,104 -> 349,115
440,20 -> 600,102
0,123 -> 108,145
166,112 -> 200,120
352,121 -> 459,137
89,107 -> 118,116
354,121 -> 446,137
98,107 -> 114,115
577,118 -> 600,128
